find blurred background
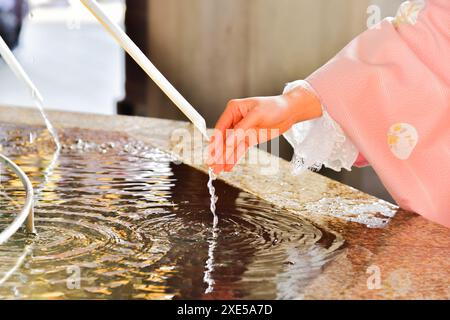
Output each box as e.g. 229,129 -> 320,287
0,0 -> 404,202
0,0 -> 125,113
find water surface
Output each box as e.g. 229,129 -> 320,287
0,124 -> 342,299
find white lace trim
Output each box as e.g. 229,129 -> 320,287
282,80 -> 359,174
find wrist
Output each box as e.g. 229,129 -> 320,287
283,85 -> 323,123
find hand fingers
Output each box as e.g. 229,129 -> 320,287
208,99 -> 255,171
212,163 -> 225,175
223,111 -> 260,152
207,130 -> 227,173
211,127 -> 260,175
209,110 -> 260,174
207,133 -> 225,166
215,100 -> 245,135
224,139 -> 250,172
209,129 -> 224,160
208,103 -> 238,166
223,126 -> 261,172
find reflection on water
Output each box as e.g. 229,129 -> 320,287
0,124 -> 343,299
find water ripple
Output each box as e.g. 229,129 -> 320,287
0,124 -> 343,299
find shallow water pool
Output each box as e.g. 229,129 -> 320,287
0,124 -> 342,299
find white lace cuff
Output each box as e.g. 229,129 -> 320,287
282,80 -> 359,174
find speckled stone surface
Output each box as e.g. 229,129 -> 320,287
1,106 -> 449,300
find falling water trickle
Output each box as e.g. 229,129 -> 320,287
204,167 -> 219,293
207,168 -> 219,227
30,93 -> 61,211
32,92 -> 61,151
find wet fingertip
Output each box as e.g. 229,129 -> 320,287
213,166 -> 223,175
208,148 -> 215,159
211,137 -> 223,152
225,134 -> 235,148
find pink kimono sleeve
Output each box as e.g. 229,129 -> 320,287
306,0 -> 450,227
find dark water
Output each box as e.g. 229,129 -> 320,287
0,124 -> 342,299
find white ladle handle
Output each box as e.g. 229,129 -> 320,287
0,35 -> 44,103
81,0 -> 209,140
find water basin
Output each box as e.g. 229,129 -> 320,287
0,123 -> 342,299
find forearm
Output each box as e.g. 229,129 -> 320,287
282,84 -> 323,124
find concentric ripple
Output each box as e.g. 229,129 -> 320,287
0,124 -> 343,299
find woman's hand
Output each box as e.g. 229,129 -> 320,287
207,86 -> 322,174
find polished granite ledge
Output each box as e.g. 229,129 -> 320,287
1,106 -> 449,299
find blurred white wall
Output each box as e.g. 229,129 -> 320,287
0,0 -> 125,114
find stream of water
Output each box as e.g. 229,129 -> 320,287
204,168 -> 219,293
207,168 -> 219,228
32,96 -> 61,151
